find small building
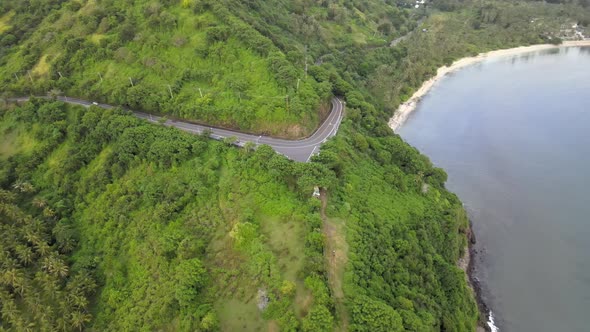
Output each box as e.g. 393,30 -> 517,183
312,186 -> 321,198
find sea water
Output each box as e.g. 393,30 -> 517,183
398,46 -> 590,332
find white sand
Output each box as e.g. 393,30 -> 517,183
388,40 -> 590,131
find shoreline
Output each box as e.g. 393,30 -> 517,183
388,40 -> 590,132
408,41 -> 590,331
459,221 -> 490,332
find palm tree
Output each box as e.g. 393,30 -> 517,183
1,297 -> 19,324
34,304 -> 54,328
23,292 -> 42,316
42,255 -> 69,278
67,292 -> 88,309
35,242 -> 51,257
54,259 -> 69,278
42,207 -> 56,219
15,245 -> 34,265
47,89 -> 63,100
70,311 -> 91,331
32,197 -> 47,209
0,200 -> 21,221
2,268 -> 27,295
17,321 -> 37,332
11,181 -> 35,193
55,316 -> 68,332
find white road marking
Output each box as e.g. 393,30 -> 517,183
306,146 -> 318,162
10,96 -> 345,161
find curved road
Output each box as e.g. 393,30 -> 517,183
10,96 -> 344,162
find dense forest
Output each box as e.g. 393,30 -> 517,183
0,97 -> 475,331
1,0 -> 589,331
0,99 -> 339,330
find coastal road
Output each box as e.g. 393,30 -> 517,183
9,96 -> 344,162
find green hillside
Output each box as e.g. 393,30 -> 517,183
0,100 -> 338,330
1,0 -> 590,331
2,0 -> 586,136
0,0 -> 415,137
0,99 -> 475,331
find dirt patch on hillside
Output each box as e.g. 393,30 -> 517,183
320,189 -> 349,331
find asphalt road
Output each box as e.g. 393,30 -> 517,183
9,96 -> 344,162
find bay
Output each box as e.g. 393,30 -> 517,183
398,46 -> 590,332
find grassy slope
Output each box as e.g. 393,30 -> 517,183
0,11 -> 14,34
0,0 -> 416,137
0,101 -> 333,331
3,1 -> 589,331
0,0 -> 329,137
0,96 -> 479,331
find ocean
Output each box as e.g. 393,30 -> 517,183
398,46 -> 590,332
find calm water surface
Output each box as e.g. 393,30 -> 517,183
398,47 -> 590,332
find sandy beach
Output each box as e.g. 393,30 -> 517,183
388,40 -> 590,131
